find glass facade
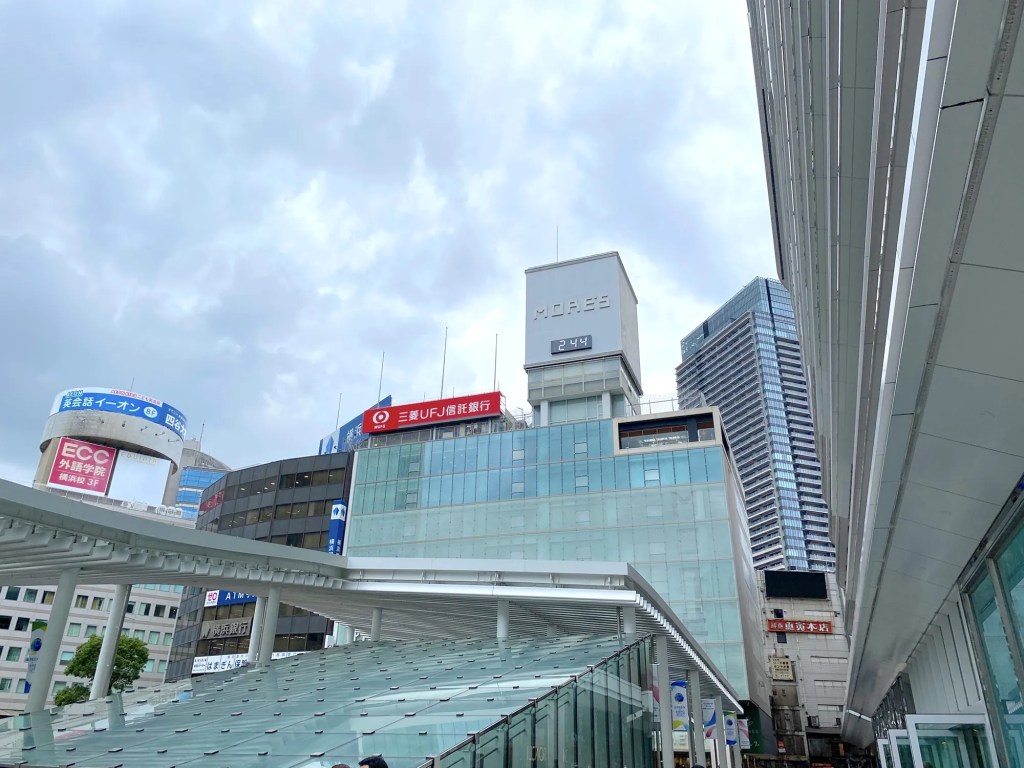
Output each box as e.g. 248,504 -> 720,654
174,466 -> 226,519
676,277 -> 835,571
347,418 -> 755,697
166,451 -> 353,681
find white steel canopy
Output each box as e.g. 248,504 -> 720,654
0,478 -> 741,710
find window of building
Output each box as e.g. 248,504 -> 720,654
158,660 -> 168,673
14,617 -> 29,632
163,633 -> 174,646
143,660 -> 155,672
0,678 -> 10,692
154,604 -> 166,618
147,631 -> 159,645
67,623 -> 82,637
139,602 -> 151,617
133,630 -> 145,641
15,679 -> 27,694
22,589 -> 37,603
169,607 -> 178,619
6,647 -> 21,662
125,602 -> 135,614
52,681 -> 67,695
74,595 -> 88,609
42,591 -> 55,605
120,628 -> 129,636
91,597 -> 104,611
85,625 -> 98,637
59,651 -> 74,665
777,633 -> 787,644
5,587 -> 20,601
0,616 -> 9,631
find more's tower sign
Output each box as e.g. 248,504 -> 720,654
524,252 -> 642,425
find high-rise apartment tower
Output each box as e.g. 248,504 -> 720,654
676,278 -> 835,571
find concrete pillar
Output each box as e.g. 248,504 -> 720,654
654,635 -> 673,768
25,567 -> 79,712
687,669 -> 706,766
255,587 -> 280,664
246,595 -> 267,663
539,400 -> 550,427
370,607 -> 382,642
90,583 -> 132,700
601,391 -> 612,418
713,697 -> 727,768
621,605 -> 636,641
496,600 -> 509,641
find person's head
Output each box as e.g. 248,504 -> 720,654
359,757 -> 388,768
331,764 -> 351,768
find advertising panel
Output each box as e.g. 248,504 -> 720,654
47,437 -> 117,496
51,387 -> 188,440
724,711 -> 738,746
326,500 -> 346,555
670,679 -> 688,732
318,396 -> 392,454
770,656 -> 795,681
191,651 -> 300,674
702,698 -> 717,739
200,618 -> 253,640
767,618 -> 833,634
24,619 -> 46,693
362,392 -> 503,434
738,718 -> 751,749
204,590 -> 257,608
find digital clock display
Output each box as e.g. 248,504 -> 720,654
550,335 -> 593,354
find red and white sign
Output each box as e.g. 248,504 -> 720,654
767,618 -> 833,634
46,437 -> 117,496
362,391 -> 503,433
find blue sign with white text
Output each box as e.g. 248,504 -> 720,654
318,396 -> 392,454
53,388 -> 188,440
205,590 -> 257,607
326,500 -> 347,555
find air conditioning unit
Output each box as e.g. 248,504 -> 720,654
808,716 -> 820,728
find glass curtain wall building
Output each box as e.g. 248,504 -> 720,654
345,409 -> 770,709
676,278 -> 835,571
166,451 -> 352,681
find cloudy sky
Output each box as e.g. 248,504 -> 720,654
0,0 -> 774,489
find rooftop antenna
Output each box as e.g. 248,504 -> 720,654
335,392 -> 343,430
129,377 -> 135,392
439,326 -> 449,399
376,352 -> 385,405
493,333 -> 498,391
556,224 -> 559,263
199,422 -> 205,443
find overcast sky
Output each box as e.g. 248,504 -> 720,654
0,0 -> 774,488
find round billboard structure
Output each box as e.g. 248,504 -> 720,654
35,388 -> 189,493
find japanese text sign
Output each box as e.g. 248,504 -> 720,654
47,437 -> 117,496
200,618 -> 252,639
51,387 -> 188,440
767,618 -> 833,634
362,391 -> 503,433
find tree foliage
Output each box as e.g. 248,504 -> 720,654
54,683 -> 90,706
63,635 -> 150,695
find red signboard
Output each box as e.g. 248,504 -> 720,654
46,437 -> 117,496
767,618 -> 833,634
362,391 -> 503,433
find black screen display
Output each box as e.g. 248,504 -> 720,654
764,570 -> 828,599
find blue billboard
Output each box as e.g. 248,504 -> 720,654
318,396 -> 392,454
326,500 -> 347,555
204,590 -> 257,608
51,387 -> 188,440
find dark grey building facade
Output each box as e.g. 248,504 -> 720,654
676,278 -> 835,572
166,452 -> 352,681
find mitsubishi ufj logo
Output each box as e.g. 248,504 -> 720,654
372,410 -> 390,426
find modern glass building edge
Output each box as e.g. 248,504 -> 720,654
0,478 -> 742,710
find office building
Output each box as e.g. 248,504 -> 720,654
757,570 -> 849,762
749,0 -> 1024,763
0,388 -> 195,712
162,438 -> 231,520
343,253 -> 779,751
165,451 -> 353,681
676,278 -> 835,572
